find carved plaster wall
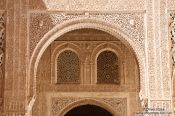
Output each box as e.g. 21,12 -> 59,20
46,93 -> 129,116
24,0 -> 173,115
0,0 -> 173,115
44,0 -> 145,11
28,11 -> 147,101
30,29 -> 141,116
29,0 -> 146,11
51,97 -> 127,116
29,12 -> 145,57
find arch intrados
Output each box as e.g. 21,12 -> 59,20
28,18 -> 144,96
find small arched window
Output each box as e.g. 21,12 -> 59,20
57,50 -> 80,83
97,50 -> 119,84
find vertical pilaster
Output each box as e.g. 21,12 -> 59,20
160,0 -> 171,99
3,0 -> 28,115
3,0 -> 15,114
146,0 -> 173,113
146,0 -> 157,99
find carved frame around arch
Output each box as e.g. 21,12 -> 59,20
59,99 -> 116,116
50,96 -> 127,116
28,18 -> 147,110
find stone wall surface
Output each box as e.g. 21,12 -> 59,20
0,0 -> 173,116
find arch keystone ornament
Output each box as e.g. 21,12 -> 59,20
27,11 -> 148,113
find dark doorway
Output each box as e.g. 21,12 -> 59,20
65,104 -> 113,116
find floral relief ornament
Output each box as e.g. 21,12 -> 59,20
170,13 -> 175,66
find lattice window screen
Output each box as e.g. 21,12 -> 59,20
97,51 -> 119,84
57,50 -> 80,83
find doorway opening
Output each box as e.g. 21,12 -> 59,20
65,104 -> 113,116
